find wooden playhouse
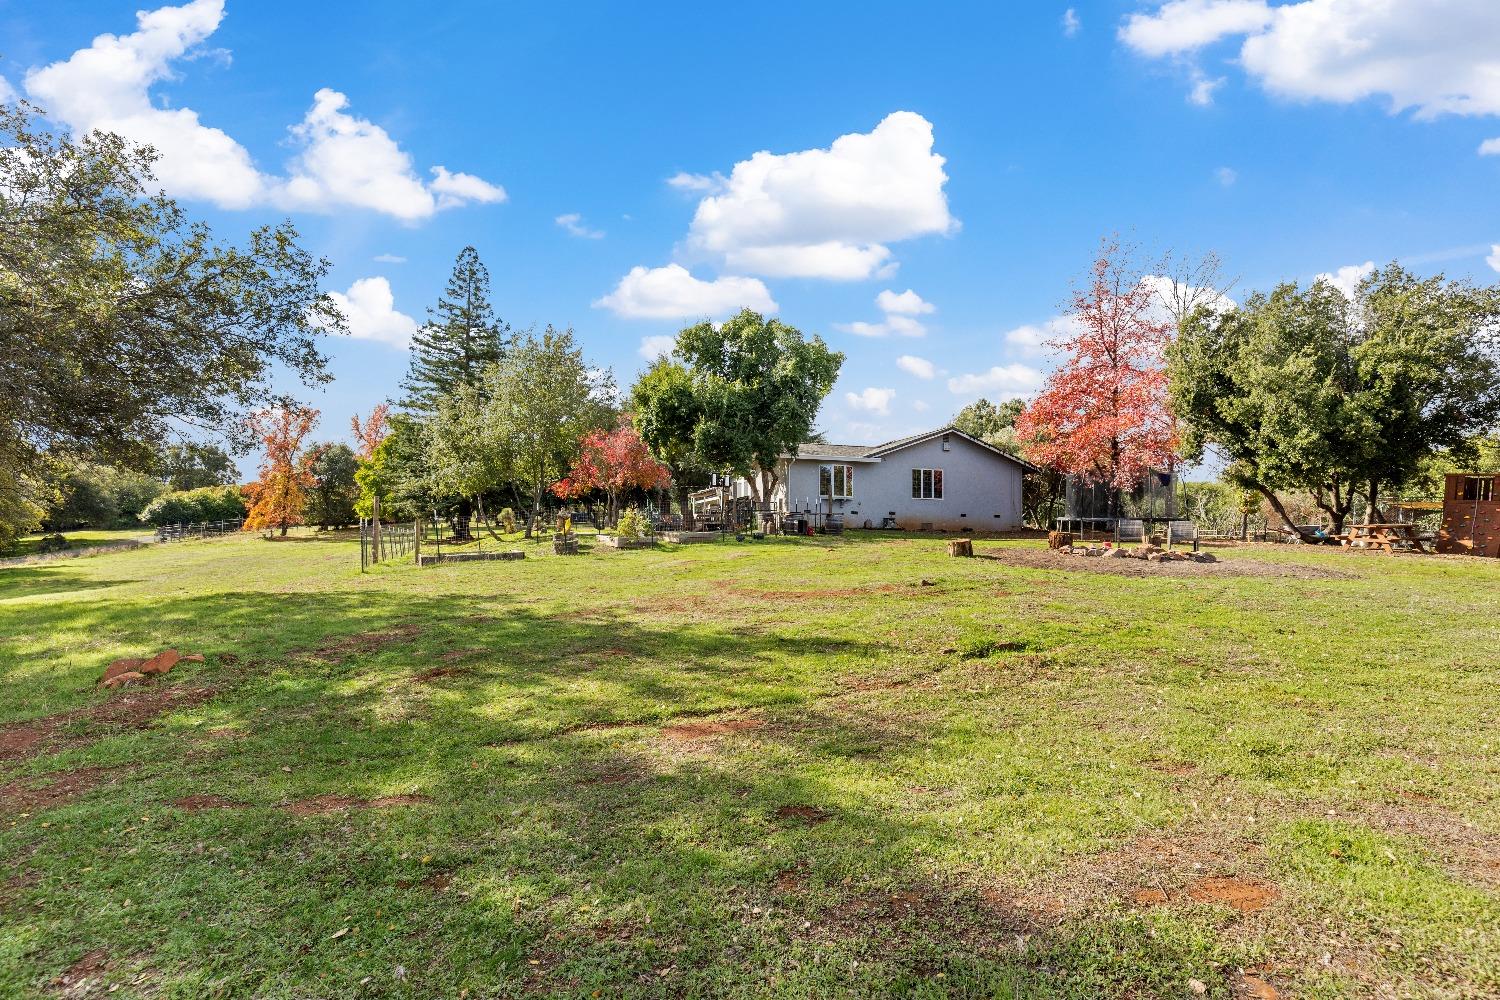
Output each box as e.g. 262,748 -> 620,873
1437,473 -> 1500,557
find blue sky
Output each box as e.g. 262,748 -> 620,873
4,0 -> 1499,473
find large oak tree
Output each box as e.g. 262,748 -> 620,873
1168,263 -> 1500,537
0,102 -> 340,543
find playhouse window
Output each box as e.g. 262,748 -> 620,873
819,464 -> 853,499
911,468 -> 943,499
1462,476 -> 1495,502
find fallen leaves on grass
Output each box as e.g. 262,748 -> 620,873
50,948 -> 112,996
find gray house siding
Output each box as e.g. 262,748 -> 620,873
778,433 -> 1025,530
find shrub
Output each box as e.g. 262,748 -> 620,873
139,484 -> 246,526
616,507 -> 648,541
499,507 -> 516,533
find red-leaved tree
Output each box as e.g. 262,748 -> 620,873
554,417 -> 672,525
351,403 -> 390,461
1015,240 -> 1178,511
242,406 -> 319,536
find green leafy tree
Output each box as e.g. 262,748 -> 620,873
423,380 -> 510,531
355,414 -> 428,521
158,442 -> 238,491
1169,264 -> 1500,537
399,246 -> 510,414
43,462 -> 118,530
0,102 -> 338,544
630,359 -> 713,517
952,397 -> 1024,453
305,443 -> 360,529
468,327 -> 614,537
669,310 -> 844,501
139,485 -> 247,527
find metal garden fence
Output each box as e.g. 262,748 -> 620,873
154,519 -> 245,543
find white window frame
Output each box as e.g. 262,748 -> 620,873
819,463 -> 854,499
911,468 -> 944,500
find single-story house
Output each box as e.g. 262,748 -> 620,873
737,425 -> 1032,531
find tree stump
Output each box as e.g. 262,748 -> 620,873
948,538 -> 973,557
1048,531 -> 1073,550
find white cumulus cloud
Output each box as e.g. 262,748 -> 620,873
946,364 -> 1044,397
638,335 -> 677,361
555,212 -> 604,239
1488,245 -> 1500,273
666,171 -> 725,193
846,387 -> 896,415
684,111 -> 955,281
594,264 -> 777,320
896,355 -> 936,379
22,0 -> 503,220
837,288 -> 935,338
876,289 -> 936,315
1315,261 -> 1375,298
1120,0 -> 1272,57
1121,0 -> 1500,146
326,277 -> 419,350
1063,8 -> 1082,37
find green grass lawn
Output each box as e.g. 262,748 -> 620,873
3,529 -> 149,560
2,533 -> 1497,998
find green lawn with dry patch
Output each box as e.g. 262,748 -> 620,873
1,531 -> 1497,998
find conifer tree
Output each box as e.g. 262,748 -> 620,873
398,247 -> 510,413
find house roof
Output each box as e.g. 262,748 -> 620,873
792,425 -> 1038,471
790,442 -> 878,461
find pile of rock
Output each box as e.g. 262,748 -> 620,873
99,648 -> 205,688
1060,544 -> 1217,564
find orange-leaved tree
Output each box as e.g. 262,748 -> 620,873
242,406 -> 319,536
351,403 -> 390,461
554,417 -> 671,525
1015,239 -> 1178,514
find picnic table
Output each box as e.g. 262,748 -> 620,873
1337,522 -> 1429,554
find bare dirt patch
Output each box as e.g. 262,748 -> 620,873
411,666 -> 472,683
813,879 -> 1043,952
0,767 -> 128,814
305,624 -> 423,662
1185,876 -> 1280,912
577,758 -> 648,786
659,718 -> 765,740
976,546 -> 1354,580
1239,970 -> 1281,999
0,683 -> 220,762
171,794 -> 243,811
724,582 -> 907,601
774,804 -> 831,825
280,793 -> 431,816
